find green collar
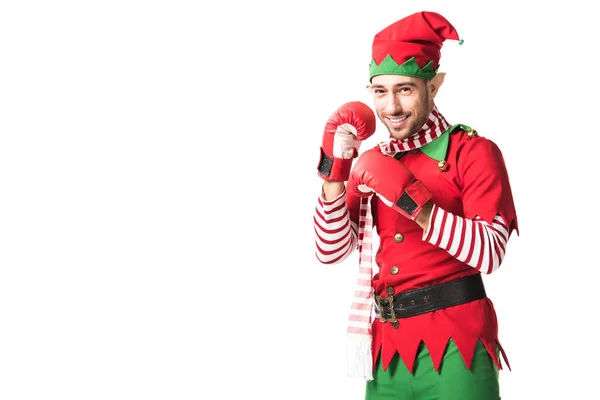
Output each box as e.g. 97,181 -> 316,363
419,123 -> 472,161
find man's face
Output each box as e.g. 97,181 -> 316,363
370,75 -> 434,141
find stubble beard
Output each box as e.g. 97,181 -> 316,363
385,110 -> 431,141
385,92 -> 432,141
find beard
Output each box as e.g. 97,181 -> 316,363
385,113 -> 430,140
383,92 -> 431,141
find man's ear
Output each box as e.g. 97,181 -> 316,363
429,72 -> 446,98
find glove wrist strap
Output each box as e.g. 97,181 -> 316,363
317,148 -> 353,181
393,180 -> 432,220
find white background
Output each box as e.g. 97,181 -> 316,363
1,0 -> 598,399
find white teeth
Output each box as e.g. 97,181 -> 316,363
390,116 -> 407,123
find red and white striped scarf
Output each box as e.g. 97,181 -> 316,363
346,106 -> 450,380
379,106 -> 450,155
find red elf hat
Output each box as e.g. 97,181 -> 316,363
369,11 -> 462,81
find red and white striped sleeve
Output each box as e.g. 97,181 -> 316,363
314,190 -> 358,264
423,204 -> 510,274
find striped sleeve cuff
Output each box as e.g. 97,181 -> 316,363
422,204 -> 510,274
314,189 -> 357,264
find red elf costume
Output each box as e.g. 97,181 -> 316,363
314,11 -> 519,400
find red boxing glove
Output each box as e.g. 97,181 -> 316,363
347,148 -> 432,220
317,101 -> 376,181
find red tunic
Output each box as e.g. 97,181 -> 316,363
346,128 -> 519,373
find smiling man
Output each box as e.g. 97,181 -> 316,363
371,76 -> 438,141
314,11 -> 519,400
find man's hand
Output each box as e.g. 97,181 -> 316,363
317,102 -> 376,182
347,148 -> 432,221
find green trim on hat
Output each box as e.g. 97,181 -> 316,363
369,55 -> 439,81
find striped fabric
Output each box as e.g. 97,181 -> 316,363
379,106 -> 450,155
313,191 -> 357,264
423,204 -> 509,274
346,195 -> 375,380
313,190 -> 376,379
314,199 -> 510,274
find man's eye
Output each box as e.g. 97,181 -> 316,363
374,90 -> 385,94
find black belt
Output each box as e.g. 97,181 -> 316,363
374,274 -> 486,328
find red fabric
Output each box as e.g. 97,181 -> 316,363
347,128 -> 518,374
457,135 -> 519,236
372,11 -> 460,69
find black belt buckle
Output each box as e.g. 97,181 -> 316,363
375,295 -> 397,323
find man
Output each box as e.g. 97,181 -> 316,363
313,11 -> 519,400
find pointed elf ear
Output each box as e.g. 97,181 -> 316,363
429,72 -> 446,98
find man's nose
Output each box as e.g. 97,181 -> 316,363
385,94 -> 401,114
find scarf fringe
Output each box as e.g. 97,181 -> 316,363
346,335 -> 374,381
346,195 -> 375,380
